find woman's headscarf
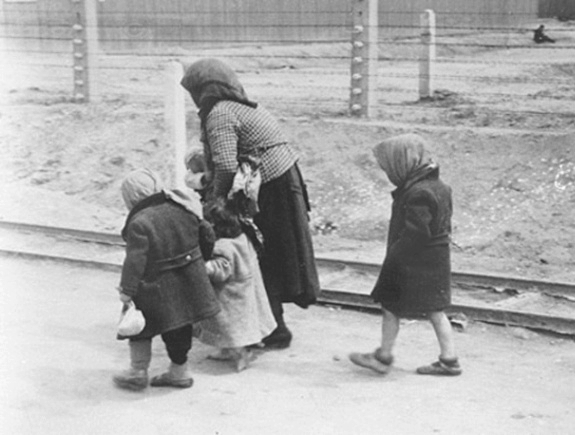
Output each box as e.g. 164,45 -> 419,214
180,58 -> 257,122
121,168 -> 164,210
372,134 -> 437,188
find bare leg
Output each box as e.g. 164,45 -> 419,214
348,306 -> 398,374
417,311 -> 462,375
428,311 -> 456,360
378,308 -> 400,360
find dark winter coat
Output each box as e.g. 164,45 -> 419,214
371,167 -> 452,316
119,192 -> 220,340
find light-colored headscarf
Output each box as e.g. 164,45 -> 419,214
121,168 -> 163,210
373,134 -> 436,188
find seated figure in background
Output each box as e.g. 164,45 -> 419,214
534,25 -> 555,43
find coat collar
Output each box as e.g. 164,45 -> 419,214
121,192 -> 167,240
392,165 -> 440,199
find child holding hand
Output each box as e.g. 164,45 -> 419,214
349,134 -> 462,376
113,168 -> 220,390
195,199 -> 276,372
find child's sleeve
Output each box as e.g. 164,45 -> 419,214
199,219 -> 216,260
404,191 -> 433,240
205,255 -> 233,283
388,190 -> 434,258
119,221 -> 150,297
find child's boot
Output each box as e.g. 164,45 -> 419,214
232,347 -> 254,372
416,356 -> 462,376
207,348 -> 235,361
113,339 -> 151,391
348,348 -> 393,374
150,362 -> 194,389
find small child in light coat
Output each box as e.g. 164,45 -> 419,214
195,198 -> 276,371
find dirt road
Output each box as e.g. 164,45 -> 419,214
1,256 -> 574,435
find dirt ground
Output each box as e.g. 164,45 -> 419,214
1,21 -> 575,282
1,256 -> 574,435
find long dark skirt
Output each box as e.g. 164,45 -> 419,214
254,164 -> 320,309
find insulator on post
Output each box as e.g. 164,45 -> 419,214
353,41 -> 364,48
74,53 -> 84,58
352,74 -> 362,81
351,104 -> 362,112
353,57 -> 363,64
352,88 -> 362,95
74,66 -> 84,71
75,80 -> 84,86
73,24 -> 83,31
353,25 -> 364,34
74,93 -> 85,100
73,39 -> 84,45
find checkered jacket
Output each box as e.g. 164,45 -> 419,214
201,101 -> 298,198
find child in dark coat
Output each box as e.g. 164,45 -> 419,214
349,134 -> 462,376
113,168 -> 220,390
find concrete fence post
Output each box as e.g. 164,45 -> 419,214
349,0 -> 378,117
165,61 -> 187,190
71,0 -> 89,102
70,0 -> 98,102
419,9 -> 436,99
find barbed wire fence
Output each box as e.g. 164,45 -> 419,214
1,0 -> 574,131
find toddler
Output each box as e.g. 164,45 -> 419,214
195,198 -> 276,371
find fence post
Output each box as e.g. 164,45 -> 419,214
165,61 -> 187,190
419,9 -> 436,100
349,0 -> 378,117
71,0 -> 98,102
71,0 -> 89,102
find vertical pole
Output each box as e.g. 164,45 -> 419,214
349,0 -> 378,118
71,0 -> 89,102
84,0 -> 99,99
419,9 -> 436,100
165,61 -> 187,190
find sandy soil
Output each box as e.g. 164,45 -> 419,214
1,23 -> 575,283
1,257 -> 574,435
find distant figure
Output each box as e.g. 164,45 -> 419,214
534,25 -> 555,43
349,134 -> 462,377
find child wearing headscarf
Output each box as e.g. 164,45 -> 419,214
349,134 -> 462,376
195,198 -> 276,372
113,168 -> 220,390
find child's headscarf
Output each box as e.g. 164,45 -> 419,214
180,58 -> 257,123
121,168 -> 164,210
373,134 -> 437,188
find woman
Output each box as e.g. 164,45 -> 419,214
180,58 -> 320,349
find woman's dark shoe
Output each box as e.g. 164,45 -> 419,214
262,326 -> 292,349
